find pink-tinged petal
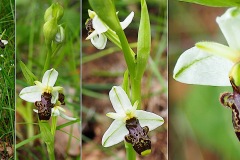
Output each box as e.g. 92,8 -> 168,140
42,68 -> 58,87
90,33 -> 107,49
109,86 -> 132,114
102,119 -> 128,147
136,110 -> 164,131
19,86 -> 42,102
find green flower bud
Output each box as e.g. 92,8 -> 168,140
44,3 -> 64,22
43,18 -> 58,45
229,62 -> 240,87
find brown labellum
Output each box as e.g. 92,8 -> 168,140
220,79 -> 240,141
124,117 -> 151,156
34,92 -> 54,120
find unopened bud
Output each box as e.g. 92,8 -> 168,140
44,3 -> 64,22
43,18 -> 58,45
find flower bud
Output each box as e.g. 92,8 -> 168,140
43,18 -> 58,45
44,3 -> 64,22
55,25 -> 65,43
229,62 -> 240,87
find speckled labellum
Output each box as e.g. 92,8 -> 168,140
85,19 -> 94,36
35,92 -> 54,120
220,78 -> 240,141
125,117 -> 151,156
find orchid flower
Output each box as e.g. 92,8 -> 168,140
19,68 -> 63,104
173,7 -> 240,86
86,9 -> 134,49
102,86 -> 164,150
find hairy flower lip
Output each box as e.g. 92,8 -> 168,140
102,86 -> 164,147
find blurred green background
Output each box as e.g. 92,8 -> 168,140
169,0 -> 240,159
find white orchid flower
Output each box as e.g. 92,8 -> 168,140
19,68 -> 63,104
86,9 -> 134,49
173,7 -> 240,86
102,86 -> 164,147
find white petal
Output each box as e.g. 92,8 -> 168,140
51,108 -> 60,116
120,11 -> 134,30
92,15 -> 108,34
102,119 -> 128,147
51,90 -> 59,104
109,86 -> 132,114
55,25 -> 64,43
86,30 -> 98,40
90,33 -> 107,50
59,112 -> 77,121
33,109 -> 38,113
19,86 -> 42,102
136,110 -> 164,131
173,47 -> 233,86
216,7 -> 240,51
1,40 -> 8,45
106,112 -> 125,120
42,68 -> 58,87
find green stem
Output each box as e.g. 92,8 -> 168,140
125,141 -> 136,160
43,44 -> 52,73
39,121 -> 55,160
51,116 -> 57,135
115,28 -> 135,77
130,77 -> 141,109
26,103 -> 34,145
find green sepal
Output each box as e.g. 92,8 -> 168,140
19,61 -> 38,85
136,0 -> 151,79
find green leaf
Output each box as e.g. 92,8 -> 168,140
180,0 -> 240,7
19,61 -> 38,85
136,0 -> 151,79
16,134 -> 41,149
